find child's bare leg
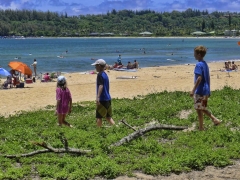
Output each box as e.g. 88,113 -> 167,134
106,117 -> 115,125
196,110 -> 204,130
202,110 -> 221,125
62,114 -> 72,127
97,118 -> 103,127
57,114 -> 63,126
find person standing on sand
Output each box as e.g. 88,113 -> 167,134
31,59 -> 37,77
91,59 -> 115,127
117,54 -> 122,65
55,76 -> 73,127
190,45 -> 221,131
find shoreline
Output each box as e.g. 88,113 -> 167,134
1,61 -> 240,117
12,36 -> 240,39
1,59 -> 239,77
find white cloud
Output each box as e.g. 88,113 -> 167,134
0,0 -> 240,15
21,0 -> 30,3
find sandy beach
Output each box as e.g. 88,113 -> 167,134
0,61 -> 239,117
1,61 -> 240,180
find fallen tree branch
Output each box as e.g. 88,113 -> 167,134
110,124 -> 188,147
59,132 -> 69,150
1,133 -> 91,158
120,119 -> 137,131
1,142 -> 91,158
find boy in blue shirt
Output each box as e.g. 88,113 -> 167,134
190,46 -> 221,131
91,59 -> 115,127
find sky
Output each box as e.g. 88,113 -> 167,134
0,0 -> 239,16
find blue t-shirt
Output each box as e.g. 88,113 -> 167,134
117,56 -> 122,65
97,71 -> 111,101
194,61 -> 210,96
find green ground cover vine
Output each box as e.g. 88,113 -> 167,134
0,86 -> 239,179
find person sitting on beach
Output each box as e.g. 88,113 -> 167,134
104,64 -> 113,70
223,61 -> 230,71
228,61 -> 232,69
10,69 -> 19,86
113,61 -> 123,69
43,73 -> 51,82
2,75 -> 12,89
132,60 -> 139,69
231,61 -> 238,70
127,61 -> 133,69
113,62 -> 118,68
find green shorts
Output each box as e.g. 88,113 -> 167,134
96,100 -> 112,119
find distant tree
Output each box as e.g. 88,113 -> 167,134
202,19 -> 206,31
0,8 -> 236,37
210,20 -> 215,29
111,9 -> 117,15
228,14 -> 231,28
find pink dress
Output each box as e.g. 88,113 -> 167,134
56,87 -> 72,114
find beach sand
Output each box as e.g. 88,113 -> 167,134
0,61 -> 239,117
1,61 -> 240,179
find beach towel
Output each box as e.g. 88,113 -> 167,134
116,76 -> 137,79
113,68 -> 137,72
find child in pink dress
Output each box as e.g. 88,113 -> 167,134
55,76 -> 73,127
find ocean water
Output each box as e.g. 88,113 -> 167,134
0,37 -> 240,74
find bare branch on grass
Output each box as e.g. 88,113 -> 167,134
1,134 -> 91,158
110,123 -> 188,147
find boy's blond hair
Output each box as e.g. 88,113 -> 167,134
194,45 -> 207,58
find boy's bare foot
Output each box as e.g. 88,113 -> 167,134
213,119 -> 221,126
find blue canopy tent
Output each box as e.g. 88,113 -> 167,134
0,68 -> 11,77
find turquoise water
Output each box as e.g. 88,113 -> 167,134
0,37 -> 239,73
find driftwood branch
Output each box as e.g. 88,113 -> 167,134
1,133 -> 91,158
1,141 -> 91,158
1,142 -> 91,159
59,132 -> 69,150
110,124 -> 188,147
120,119 -> 137,131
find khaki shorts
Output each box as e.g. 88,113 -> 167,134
194,94 -> 208,110
96,100 -> 112,119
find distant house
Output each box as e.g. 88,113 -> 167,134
139,31 -> 153,36
89,33 -> 99,36
224,30 -> 238,36
100,33 -> 114,36
191,31 -> 207,36
208,31 -> 215,35
120,33 -> 130,36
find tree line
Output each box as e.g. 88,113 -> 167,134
0,8 -> 239,37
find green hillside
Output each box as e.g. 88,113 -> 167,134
0,9 -> 239,37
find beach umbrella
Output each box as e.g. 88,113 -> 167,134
0,68 -> 11,77
8,61 -> 32,76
